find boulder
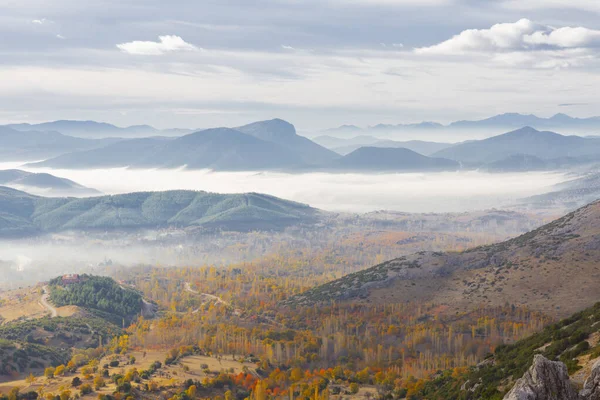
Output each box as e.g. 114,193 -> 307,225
581,359 -> 600,400
503,355 -> 580,400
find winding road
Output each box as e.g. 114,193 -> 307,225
39,286 -> 58,318
183,282 -> 285,327
184,282 -> 241,315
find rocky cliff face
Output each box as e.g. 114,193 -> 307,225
581,359 -> 600,400
504,355 -> 600,400
503,355 -> 580,400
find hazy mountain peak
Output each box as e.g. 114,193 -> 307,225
504,126 -> 540,135
236,118 -> 339,165
331,146 -> 459,171
236,118 -> 297,140
326,124 -> 363,133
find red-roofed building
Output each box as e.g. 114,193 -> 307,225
61,274 -> 80,284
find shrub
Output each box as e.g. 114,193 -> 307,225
79,384 -> 93,395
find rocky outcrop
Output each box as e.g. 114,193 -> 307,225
503,356 -> 600,400
503,355 -> 580,400
581,359 -> 600,400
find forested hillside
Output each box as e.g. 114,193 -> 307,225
49,275 -> 142,321
0,187 -> 318,237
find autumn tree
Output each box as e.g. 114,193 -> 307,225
44,367 -> 55,380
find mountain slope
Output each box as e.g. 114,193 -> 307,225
6,120 -> 191,138
287,199 -> 600,317
134,127 -> 305,170
0,126 -> 120,161
0,169 -> 99,196
329,147 -> 459,171
483,154 -> 549,172
333,139 -> 452,156
433,127 -> 600,163
312,135 -> 381,148
26,137 -> 171,169
29,127 -> 307,170
236,119 -> 340,165
521,173 -> 600,211
415,301 -> 600,399
0,187 -> 318,237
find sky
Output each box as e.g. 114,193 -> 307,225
1,0 -> 600,130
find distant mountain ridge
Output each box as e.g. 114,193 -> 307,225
0,169 -> 99,196
28,125 -> 600,172
6,120 -> 191,138
0,187 -> 318,237
29,120 -> 335,170
329,147 -> 459,171
0,126 -> 121,161
450,112 -> 600,130
11,117 -> 600,173
325,113 -> 600,135
331,139 -> 452,156
433,126 -> 600,163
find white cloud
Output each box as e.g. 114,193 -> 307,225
281,45 -> 295,50
414,19 -> 600,69
56,34 -> 66,40
32,18 -> 47,24
415,19 -> 539,55
524,27 -> 600,48
116,35 -> 197,55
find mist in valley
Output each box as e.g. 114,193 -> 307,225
0,161 -> 571,288
0,161 -> 568,213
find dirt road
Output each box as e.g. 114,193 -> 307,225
39,286 -> 57,318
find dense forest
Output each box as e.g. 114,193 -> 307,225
49,275 -> 142,320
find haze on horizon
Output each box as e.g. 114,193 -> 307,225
1,0 -> 600,131
0,161 -> 566,213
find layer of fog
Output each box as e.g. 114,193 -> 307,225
0,236 -> 207,289
0,161 -> 568,213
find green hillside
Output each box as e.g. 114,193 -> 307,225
0,187 -> 317,237
414,301 -> 600,399
48,275 -> 142,323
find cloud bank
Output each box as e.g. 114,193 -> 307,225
117,35 -> 197,55
415,19 -> 600,55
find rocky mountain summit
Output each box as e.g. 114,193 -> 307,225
504,355 -> 600,400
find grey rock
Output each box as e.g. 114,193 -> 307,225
503,355 -> 580,400
581,359 -> 600,400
